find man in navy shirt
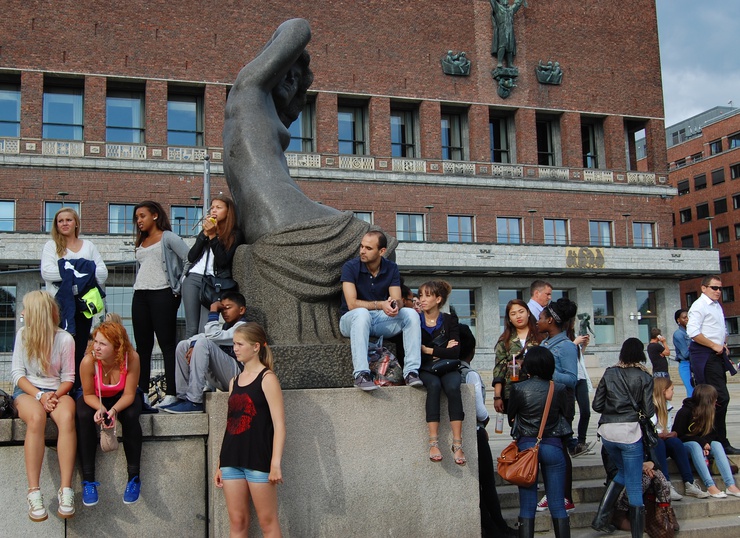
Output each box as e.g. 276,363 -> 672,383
339,231 -> 423,391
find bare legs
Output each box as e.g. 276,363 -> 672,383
222,479 -> 281,538
426,420 -> 465,463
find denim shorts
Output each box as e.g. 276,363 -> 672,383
220,466 -> 270,484
12,386 -> 56,399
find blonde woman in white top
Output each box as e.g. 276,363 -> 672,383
11,291 -> 76,522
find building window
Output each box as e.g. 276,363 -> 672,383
731,163 -> 740,180
581,118 -> 603,169
0,81 -> 21,138
544,218 -> 568,245
691,151 -> 703,163
696,203 -> 709,219
109,203 -> 137,234
674,158 -> 686,169
396,213 -> 424,242
685,291 -> 698,308
171,205 -> 203,237
353,211 -> 372,224
489,112 -> 511,163
681,235 -> 694,248
447,215 -> 474,243
679,208 -> 692,224
709,139 -> 722,155
697,231 -> 710,248
105,285 -> 135,343
727,317 -> 739,335
719,257 -> 732,273
45,201 -> 81,232
497,217 -> 521,244
589,220 -> 612,246
450,288 -> 476,334
441,109 -> 466,160
592,290 -> 615,344
636,290 -> 658,343
694,174 -> 707,190
734,193 -> 740,210
632,222 -> 655,247
717,227 -> 730,244
729,132 -> 740,149
736,223 -> 740,240
167,89 -> 204,146
0,200 -> 15,231
712,168 -> 725,185
677,179 -> 690,195
390,107 -> 417,158
722,286 -> 735,303
714,197 -> 728,214
338,104 -> 367,155
43,82 -> 84,140
499,289 -> 523,328
536,114 -> 560,166
287,102 -> 315,153
106,88 -> 145,143
0,285 -> 17,353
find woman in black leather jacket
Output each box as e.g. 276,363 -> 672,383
591,337 -> 654,537
508,346 -> 572,538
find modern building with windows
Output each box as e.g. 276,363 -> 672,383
0,0 -> 715,381
666,107 -> 740,356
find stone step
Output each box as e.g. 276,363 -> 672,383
568,513 -> 740,538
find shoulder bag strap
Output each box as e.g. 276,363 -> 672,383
536,381 -> 555,442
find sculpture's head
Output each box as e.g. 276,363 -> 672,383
273,50 -> 314,128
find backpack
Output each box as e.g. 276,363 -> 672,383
0,389 -> 17,419
368,336 -> 404,386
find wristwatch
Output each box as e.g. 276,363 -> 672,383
35,391 -> 44,401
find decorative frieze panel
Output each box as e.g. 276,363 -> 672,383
339,156 -> 375,170
392,158 -> 427,173
42,141 -> 84,157
538,167 -> 569,180
626,172 -> 656,184
584,170 -> 614,182
0,139 -> 20,154
167,147 -> 208,161
491,164 -> 524,178
442,162 -> 475,175
285,153 -> 321,168
106,144 -> 147,160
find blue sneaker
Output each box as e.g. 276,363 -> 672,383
82,481 -> 99,506
123,476 -> 141,505
161,399 -> 204,414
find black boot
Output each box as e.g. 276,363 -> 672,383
518,517 -> 535,538
552,517 -> 570,538
591,480 -> 623,533
628,506 -> 645,538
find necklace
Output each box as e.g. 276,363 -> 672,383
425,315 -> 438,326
100,361 -> 116,378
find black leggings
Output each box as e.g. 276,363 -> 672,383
132,288 -> 181,394
76,392 -> 143,482
418,369 -> 464,423
71,310 -> 93,392
478,427 -> 510,535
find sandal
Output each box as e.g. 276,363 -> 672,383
429,436 -> 443,462
452,438 -> 466,465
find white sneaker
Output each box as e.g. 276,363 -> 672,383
156,395 -> 179,408
684,480 -> 710,499
57,487 -> 75,518
27,490 -> 48,522
669,483 -> 683,501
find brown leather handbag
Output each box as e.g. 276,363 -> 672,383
497,381 -> 554,487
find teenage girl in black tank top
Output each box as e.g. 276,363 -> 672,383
214,323 -> 286,537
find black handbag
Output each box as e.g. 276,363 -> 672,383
428,328 -> 460,375
198,248 -> 238,308
616,368 -> 659,448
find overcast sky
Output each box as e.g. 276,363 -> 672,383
656,0 -> 740,127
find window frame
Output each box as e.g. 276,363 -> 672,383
536,113 -> 561,166
286,101 -> 315,153
709,139 -> 722,155
447,215 -> 475,243
716,226 -> 730,244
42,80 -> 84,141
496,217 -> 522,244
396,213 -> 424,242
694,174 -> 707,190
714,197 -> 728,215
489,110 -> 512,163
0,200 -> 15,231
592,289 -> 616,344
711,168 -> 725,185
108,203 -> 137,234
589,220 -> 612,247
106,86 -> 145,144
632,222 -> 655,248
338,103 -> 368,156
390,105 -> 418,158
441,108 -> 467,161
170,205 -> 203,237
544,218 -> 569,245
0,81 -> 21,138
167,88 -> 204,147
695,202 -> 709,220
679,208 -> 692,224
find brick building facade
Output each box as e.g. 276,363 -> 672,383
0,0 -> 715,373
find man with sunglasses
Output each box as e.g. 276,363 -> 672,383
687,275 -> 737,453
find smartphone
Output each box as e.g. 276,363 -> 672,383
104,414 -> 113,426
390,300 -> 398,309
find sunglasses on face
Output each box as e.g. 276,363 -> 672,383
706,286 -> 721,291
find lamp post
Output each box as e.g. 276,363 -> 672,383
527,209 -> 537,244
190,196 -> 201,235
424,205 -> 434,242
705,216 -> 714,249
622,213 -> 631,247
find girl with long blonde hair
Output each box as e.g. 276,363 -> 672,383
11,291 -> 77,521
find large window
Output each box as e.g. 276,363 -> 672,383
592,290 -> 616,344
544,218 -> 568,245
45,201 -> 81,232
714,197 -> 727,215
589,220 -> 612,246
496,217 -> 521,244
677,179 -> 690,195
449,288 -> 476,335
734,193 -> 740,210
736,223 -> 740,240
106,88 -> 145,143
441,110 -> 466,160
499,289 -> 523,328
636,290 -> 657,343
632,222 -> 655,247
729,133 -> 740,149
353,211 -> 372,224
0,82 -> 21,138
709,139 -> 722,155
489,112 -> 511,163
679,208 -> 692,224
728,317 -> 739,336
720,257 -> 732,273
581,118 -> 604,169
390,107 -> 416,158
287,103 -> 315,153
43,83 -> 84,140
712,168 -> 725,186
109,203 -> 137,234
0,286 -> 16,353
105,285 -> 135,345
694,174 -> 707,191
695,203 -> 709,219
447,215 -> 474,243
731,163 -> 740,180
722,286 -> 735,303
167,89 -> 204,146
396,213 -> 424,242
0,200 -> 15,231
171,205 -> 203,237
338,105 -> 367,155
536,114 -> 560,166
717,227 -> 730,244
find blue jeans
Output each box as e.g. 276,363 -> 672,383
601,438 -> 645,507
654,436 -> 693,483
340,307 -> 421,378
684,440 -> 735,488
678,360 -> 693,397
517,439 -> 567,519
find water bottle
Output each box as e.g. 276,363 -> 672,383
495,413 -> 505,434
